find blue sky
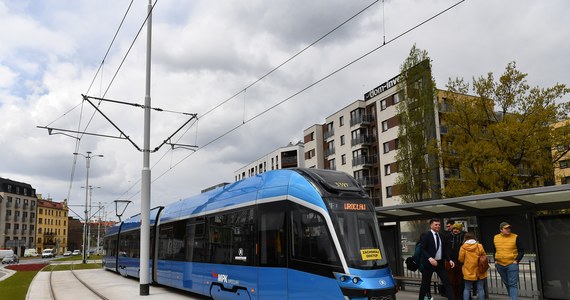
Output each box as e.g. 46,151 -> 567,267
1,0 -> 569,220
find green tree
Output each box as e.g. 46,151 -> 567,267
441,62 -> 570,197
395,45 -> 440,204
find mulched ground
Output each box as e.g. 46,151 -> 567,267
6,263 -> 48,271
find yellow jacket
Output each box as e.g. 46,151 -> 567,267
493,233 -> 519,266
458,239 -> 488,280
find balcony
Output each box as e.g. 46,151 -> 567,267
323,129 -> 335,140
324,148 -> 336,157
350,114 -> 375,127
351,134 -> 377,147
356,176 -> 379,187
352,155 -> 378,167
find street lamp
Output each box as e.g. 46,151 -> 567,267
74,151 -> 103,264
81,185 -> 100,258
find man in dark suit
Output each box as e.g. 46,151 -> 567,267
419,218 -> 456,300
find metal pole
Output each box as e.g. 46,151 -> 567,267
97,202 -> 101,255
87,186 -> 92,257
83,152 -> 91,264
74,151 -> 103,264
140,0 -> 152,295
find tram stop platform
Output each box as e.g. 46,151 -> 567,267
24,267 -> 518,300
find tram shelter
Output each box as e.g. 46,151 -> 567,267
377,184 -> 570,300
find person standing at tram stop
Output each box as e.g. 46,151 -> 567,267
458,232 -> 487,300
493,222 -> 524,300
419,218 -> 456,300
446,223 -> 466,300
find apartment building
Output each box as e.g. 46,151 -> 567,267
36,197 -> 69,254
303,73 -> 405,207
234,142 -> 305,181
303,62 -> 444,208
0,177 -> 37,256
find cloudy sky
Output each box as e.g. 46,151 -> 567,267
1,0 -> 569,221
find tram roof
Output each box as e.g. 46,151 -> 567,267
375,184 -> 570,222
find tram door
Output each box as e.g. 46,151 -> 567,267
258,205 -> 288,298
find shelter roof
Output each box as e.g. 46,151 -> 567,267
376,184 -> 570,222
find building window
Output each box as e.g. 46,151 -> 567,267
560,159 -> 570,169
341,155 -> 346,165
393,93 -> 400,104
383,142 -> 390,153
386,186 -> 393,198
385,164 -> 391,175
382,120 -> 388,132
329,159 -> 336,170
339,116 -> 344,126
380,99 -> 387,110
340,135 -> 345,146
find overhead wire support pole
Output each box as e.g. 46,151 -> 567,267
82,94 -> 143,152
152,114 -> 198,153
140,0 -> 152,296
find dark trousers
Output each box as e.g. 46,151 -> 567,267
419,260 -> 455,300
446,262 -> 464,300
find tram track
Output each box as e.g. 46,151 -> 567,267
47,261 -> 110,300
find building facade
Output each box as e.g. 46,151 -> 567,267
36,198 -> 69,254
552,120 -> 570,185
234,142 -> 305,181
303,71 -> 436,208
0,177 -> 37,256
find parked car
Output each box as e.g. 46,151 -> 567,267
24,249 -> 39,257
42,248 -> 55,258
63,251 -> 73,256
72,250 -> 81,256
0,249 -> 15,260
2,254 -> 19,264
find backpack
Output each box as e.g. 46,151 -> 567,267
477,244 -> 490,275
405,242 -> 423,272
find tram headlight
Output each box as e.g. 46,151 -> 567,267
352,276 -> 361,284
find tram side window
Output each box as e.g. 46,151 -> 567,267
120,230 -> 140,258
209,214 -> 233,264
105,235 -> 117,256
158,220 -> 186,261
259,208 -> 286,267
186,220 -> 209,263
291,206 -> 340,265
208,209 -> 256,265
229,209 -> 255,266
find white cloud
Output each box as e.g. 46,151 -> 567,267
1,0 -> 569,219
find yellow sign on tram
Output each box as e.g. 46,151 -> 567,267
360,248 -> 382,260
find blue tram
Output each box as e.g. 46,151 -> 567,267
103,168 -> 397,299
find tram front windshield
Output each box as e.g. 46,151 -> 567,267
326,198 -> 386,269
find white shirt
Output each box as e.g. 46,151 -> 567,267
431,230 -> 442,260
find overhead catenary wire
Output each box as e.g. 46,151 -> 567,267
46,0 -> 464,215
110,0 -> 385,205
118,0 -> 466,205
61,1 -> 159,205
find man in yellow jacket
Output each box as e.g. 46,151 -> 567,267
493,222 -> 524,300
